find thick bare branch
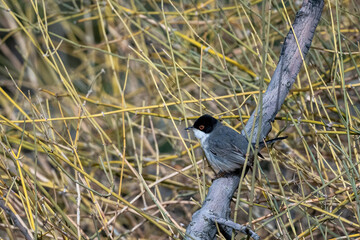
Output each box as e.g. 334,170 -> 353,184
185,0 -> 324,239
243,0 -> 325,141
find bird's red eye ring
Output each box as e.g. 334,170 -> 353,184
199,125 -> 205,130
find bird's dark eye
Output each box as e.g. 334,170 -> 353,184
199,125 -> 205,130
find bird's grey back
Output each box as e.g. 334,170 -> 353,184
212,124 -> 249,150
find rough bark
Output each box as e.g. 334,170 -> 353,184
185,0 -> 324,239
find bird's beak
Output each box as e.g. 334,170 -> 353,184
185,126 -> 193,131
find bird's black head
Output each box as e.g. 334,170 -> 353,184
188,114 -> 219,133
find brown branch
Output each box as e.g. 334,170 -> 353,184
0,198 -> 33,240
185,0 -> 324,239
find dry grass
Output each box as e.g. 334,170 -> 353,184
0,0 -> 359,239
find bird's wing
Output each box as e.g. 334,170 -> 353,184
208,126 -> 249,166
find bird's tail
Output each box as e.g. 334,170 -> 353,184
256,136 -> 287,157
263,136 -> 288,146
254,136 -> 287,149
252,136 -> 287,147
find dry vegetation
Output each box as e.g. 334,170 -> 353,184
0,0 -> 359,239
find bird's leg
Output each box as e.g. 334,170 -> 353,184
214,171 -> 227,179
214,171 -> 238,180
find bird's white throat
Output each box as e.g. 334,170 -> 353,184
192,129 -> 209,147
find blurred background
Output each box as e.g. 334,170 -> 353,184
0,0 -> 359,239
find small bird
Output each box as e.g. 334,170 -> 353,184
186,114 -> 286,173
